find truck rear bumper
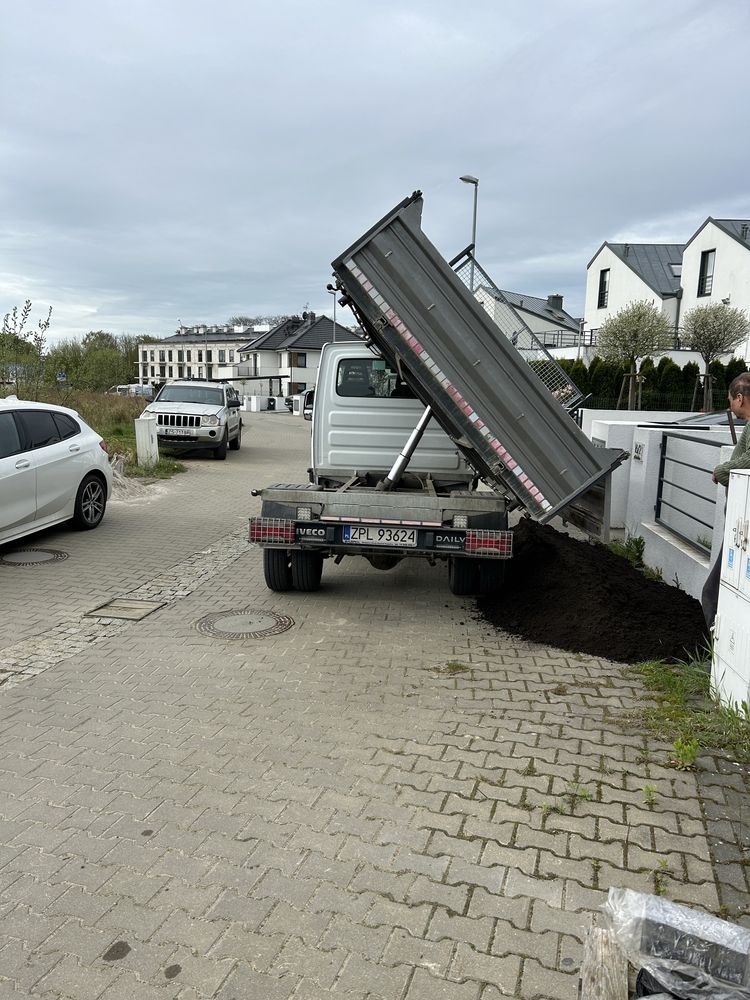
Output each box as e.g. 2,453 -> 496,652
249,516 -> 512,559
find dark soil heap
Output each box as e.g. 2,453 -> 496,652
476,519 -> 709,664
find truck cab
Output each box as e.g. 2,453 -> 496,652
311,343 -> 473,491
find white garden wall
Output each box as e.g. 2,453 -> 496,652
580,410 -> 739,601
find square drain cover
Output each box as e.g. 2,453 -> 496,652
85,598 -> 166,621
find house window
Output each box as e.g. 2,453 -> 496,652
187,366 -> 192,377
177,350 -> 184,363
218,350 -> 226,363
229,350 -> 234,362
198,366 -> 204,378
150,350 -> 155,361
141,350 -> 147,362
698,249 -> 715,296
197,350 -> 203,362
186,350 -> 191,362
159,350 -> 165,362
253,354 -> 259,375
168,350 -> 173,362
168,366 -> 173,377
150,365 -> 155,377
597,269 -> 610,309
159,364 -> 166,377
178,366 -> 184,378
206,350 -> 212,362
297,352 -> 307,368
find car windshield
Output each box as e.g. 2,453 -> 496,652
157,386 -> 224,405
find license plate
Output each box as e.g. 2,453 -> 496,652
343,525 -> 417,547
162,427 -> 191,436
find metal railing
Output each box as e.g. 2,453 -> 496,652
538,328 -> 598,349
450,248 -> 584,410
655,432 -> 724,554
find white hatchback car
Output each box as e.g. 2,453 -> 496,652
0,396 -> 113,546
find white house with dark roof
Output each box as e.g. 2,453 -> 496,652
237,312 -> 360,397
584,242 -> 685,332
679,219 -> 750,322
583,216 -> 750,362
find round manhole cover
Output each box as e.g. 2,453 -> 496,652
195,609 -> 294,639
0,548 -> 69,567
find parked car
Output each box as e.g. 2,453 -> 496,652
0,395 -> 113,546
284,390 -> 315,417
142,379 -> 242,459
303,387 -> 314,421
106,383 -> 154,400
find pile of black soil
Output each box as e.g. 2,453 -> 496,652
476,519 -> 709,664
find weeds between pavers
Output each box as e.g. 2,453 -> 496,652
541,779 -> 595,820
643,784 -> 658,809
430,660 -> 470,675
633,647 -> 750,768
652,858 -> 671,896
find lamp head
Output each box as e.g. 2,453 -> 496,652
459,174 -> 479,186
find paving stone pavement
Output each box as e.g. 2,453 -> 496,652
0,411 -> 747,999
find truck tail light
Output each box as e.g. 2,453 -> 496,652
465,529 -> 513,558
249,517 -> 295,544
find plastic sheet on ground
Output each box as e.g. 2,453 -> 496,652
603,887 -> 750,1000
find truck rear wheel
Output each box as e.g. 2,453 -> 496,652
448,557 -> 478,596
263,549 -> 293,591
477,559 -> 505,595
291,551 -> 323,591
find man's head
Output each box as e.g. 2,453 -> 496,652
728,372 -> 750,418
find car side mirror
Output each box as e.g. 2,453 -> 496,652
227,398 -> 241,408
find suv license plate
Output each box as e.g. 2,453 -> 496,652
343,525 -> 417,547
162,427 -> 191,436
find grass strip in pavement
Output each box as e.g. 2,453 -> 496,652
633,648 -> 750,767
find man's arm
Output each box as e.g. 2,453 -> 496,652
714,424 -> 750,486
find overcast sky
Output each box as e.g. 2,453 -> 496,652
2,0 -> 749,343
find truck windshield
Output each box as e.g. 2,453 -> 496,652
336,359 -> 415,399
157,386 -> 224,405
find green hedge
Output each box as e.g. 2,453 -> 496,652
566,356 -> 748,410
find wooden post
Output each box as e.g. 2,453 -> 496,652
615,375 -> 627,410
579,926 -> 628,1000
691,375 -> 700,411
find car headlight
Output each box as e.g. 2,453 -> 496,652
201,415 -> 220,426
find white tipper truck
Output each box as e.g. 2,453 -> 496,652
250,192 -> 625,595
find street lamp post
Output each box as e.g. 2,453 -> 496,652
459,174 -> 479,291
326,283 -> 337,342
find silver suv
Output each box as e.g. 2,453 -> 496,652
144,380 -> 242,460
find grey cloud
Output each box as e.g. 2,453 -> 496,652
2,0 -> 749,342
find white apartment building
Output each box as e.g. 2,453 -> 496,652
138,314 -> 360,396
138,324 -> 267,386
